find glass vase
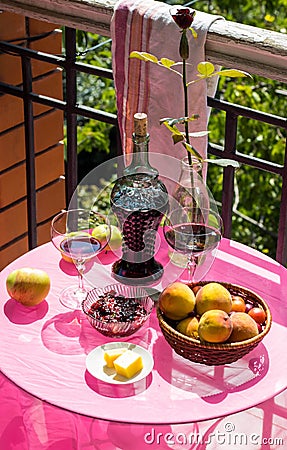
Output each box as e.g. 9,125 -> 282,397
169,156 -> 210,268
172,156 -> 209,210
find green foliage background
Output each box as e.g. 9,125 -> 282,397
195,0 -> 287,259
74,0 -> 287,261
72,33 -> 116,181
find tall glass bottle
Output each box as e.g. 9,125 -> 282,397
110,113 -> 169,285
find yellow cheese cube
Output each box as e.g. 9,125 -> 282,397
113,350 -> 143,379
103,348 -> 127,368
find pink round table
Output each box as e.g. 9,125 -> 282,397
1,235 -> 287,429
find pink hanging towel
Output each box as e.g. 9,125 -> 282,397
111,0 -> 223,172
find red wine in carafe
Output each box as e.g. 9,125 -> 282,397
111,173 -> 169,283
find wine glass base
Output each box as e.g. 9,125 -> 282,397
176,275 -> 196,284
59,285 -> 90,310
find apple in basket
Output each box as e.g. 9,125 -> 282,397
158,281 -> 196,321
159,281 -> 265,344
6,268 -> 50,307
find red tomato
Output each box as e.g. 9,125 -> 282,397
248,307 -> 266,324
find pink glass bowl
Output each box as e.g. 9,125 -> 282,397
82,284 -> 154,338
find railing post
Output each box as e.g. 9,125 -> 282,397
65,27 -> 78,208
22,55 -> 37,249
276,141 -> 287,265
221,112 -> 237,238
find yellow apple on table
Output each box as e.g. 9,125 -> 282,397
6,267 -> 50,307
91,224 -> 122,252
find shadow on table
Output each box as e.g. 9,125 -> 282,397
96,250 -> 119,266
41,310 -> 89,355
84,370 -> 152,398
4,298 -> 49,324
153,334 -> 269,402
40,307 -> 155,358
58,249 -> 117,278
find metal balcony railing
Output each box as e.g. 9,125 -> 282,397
0,1 -> 287,264
0,31 -> 121,251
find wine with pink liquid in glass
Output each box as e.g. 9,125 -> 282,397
51,209 -> 110,310
164,207 -> 222,282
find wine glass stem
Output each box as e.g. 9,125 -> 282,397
187,255 -> 197,283
76,261 -> 85,292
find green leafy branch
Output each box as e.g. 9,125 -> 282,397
130,52 -> 249,84
159,116 -> 239,168
130,50 -> 251,168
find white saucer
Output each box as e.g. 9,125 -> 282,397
86,342 -> 154,384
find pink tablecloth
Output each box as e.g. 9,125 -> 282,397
1,237 -> 287,448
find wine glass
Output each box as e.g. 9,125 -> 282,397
51,209 -> 110,310
163,206 -> 222,283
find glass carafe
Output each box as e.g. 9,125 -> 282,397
110,113 -> 169,285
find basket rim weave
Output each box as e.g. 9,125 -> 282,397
157,281 -> 272,352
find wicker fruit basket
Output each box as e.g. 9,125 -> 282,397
157,281 -> 272,366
